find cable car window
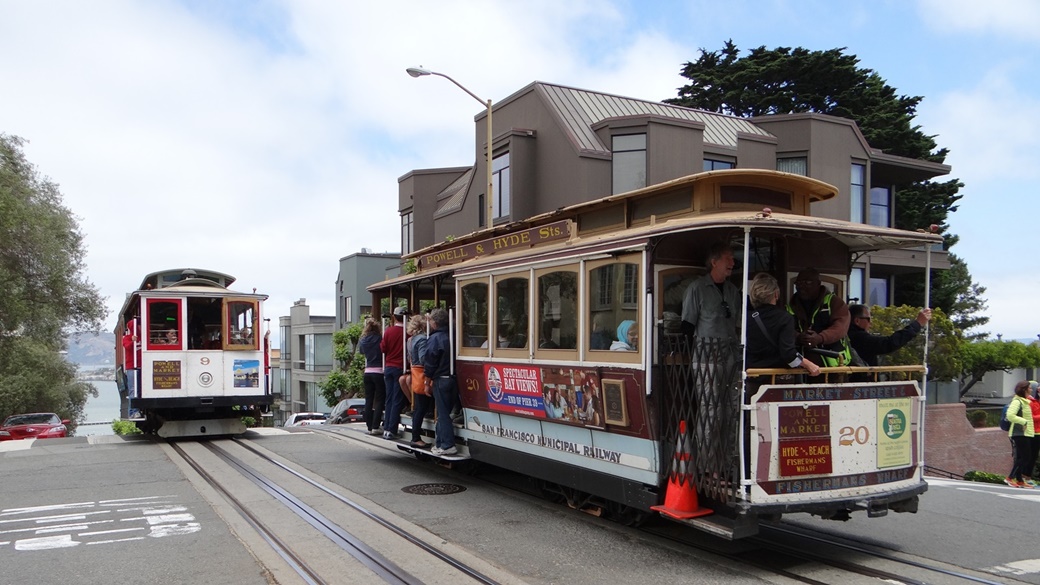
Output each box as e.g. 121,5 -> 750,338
226,299 -> 257,350
495,276 -> 529,350
461,281 -> 489,349
147,299 -> 181,350
537,269 -> 577,350
587,257 -> 641,361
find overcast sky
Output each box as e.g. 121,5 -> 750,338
2,0 -> 1038,341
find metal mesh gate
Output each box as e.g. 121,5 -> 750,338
659,335 -> 742,509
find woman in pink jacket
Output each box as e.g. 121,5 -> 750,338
1025,381 -> 1040,487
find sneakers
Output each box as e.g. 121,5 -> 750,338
382,431 -> 401,440
431,445 -> 458,456
1005,477 -> 1030,488
368,429 -> 383,436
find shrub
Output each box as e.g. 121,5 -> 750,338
966,409 -> 989,428
111,419 -> 142,435
963,470 -> 1005,484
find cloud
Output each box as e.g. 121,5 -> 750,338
918,0 -> 1040,41
922,69 -> 1040,183
1,0 -> 700,335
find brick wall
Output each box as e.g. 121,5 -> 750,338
924,403 -> 1011,476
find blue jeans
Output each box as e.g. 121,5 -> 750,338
411,393 -> 433,442
383,367 -> 404,433
433,377 -> 457,449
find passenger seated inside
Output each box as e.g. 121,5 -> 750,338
590,313 -> 613,350
610,320 -> 638,351
480,334 -> 510,349
163,328 -> 178,345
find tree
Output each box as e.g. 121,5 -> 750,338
667,42 -> 988,333
0,134 -> 105,425
868,305 -> 962,381
897,255 -> 989,339
959,340 -> 1040,398
318,323 -> 364,408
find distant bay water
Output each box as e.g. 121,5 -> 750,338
79,368 -> 119,437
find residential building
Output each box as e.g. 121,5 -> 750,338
335,250 -> 402,329
398,81 -> 951,304
276,298 -> 334,423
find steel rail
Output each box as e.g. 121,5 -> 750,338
232,437 -> 502,585
760,523 -> 1006,585
204,442 -> 420,585
168,442 -> 325,585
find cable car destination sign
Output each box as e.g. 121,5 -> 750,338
419,220 -> 571,269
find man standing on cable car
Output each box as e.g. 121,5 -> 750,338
381,306 -> 409,439
680,241 -> 742,341
786,268 -> 851,368
424,308 -> 457,456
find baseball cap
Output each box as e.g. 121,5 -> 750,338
393,306 -> 410,316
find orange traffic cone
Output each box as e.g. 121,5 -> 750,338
651,420 -> 712,519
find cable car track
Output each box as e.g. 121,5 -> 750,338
167,438 -> 505,585
755,523 -> 1006,585
313,426 -> 1008,584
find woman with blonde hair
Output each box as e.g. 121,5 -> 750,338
402,314 -> 432,448
745,273 -> 820,377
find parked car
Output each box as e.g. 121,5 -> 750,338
283,412 -> 328,427
326,398 -> 365,425
0,413 -> 70,441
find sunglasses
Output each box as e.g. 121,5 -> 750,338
721,300 -> 732,319
858,316 -> 872,322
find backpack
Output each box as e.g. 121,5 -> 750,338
1000,401 -> 1013,431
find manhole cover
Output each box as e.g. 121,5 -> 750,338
401,483 -> 467,496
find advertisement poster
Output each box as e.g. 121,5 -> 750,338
484,365 -> 606,427
233,359 -> 261,388
486,365 -> 545,418
877,398 -> 912,468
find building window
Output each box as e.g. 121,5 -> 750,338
776,157 -> 807,175
849,268 -> 864,304
492,152 -> 510,219
851,163 -> 865,223
612,134 -> 646,194
343,296 -> 352,324
401,211 -> 414,254
280,325 -> 290,358
869,276 -> 889,307
703,158 -> 735,171
870,186 -> 891,227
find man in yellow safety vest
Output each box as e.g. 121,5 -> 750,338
785,268 -> 852,369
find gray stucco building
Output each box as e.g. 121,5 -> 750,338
398,81 -> 950,305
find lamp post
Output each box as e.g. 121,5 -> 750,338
407,67 -> 494,230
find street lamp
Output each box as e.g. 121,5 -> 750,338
407,67 -> 495,230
